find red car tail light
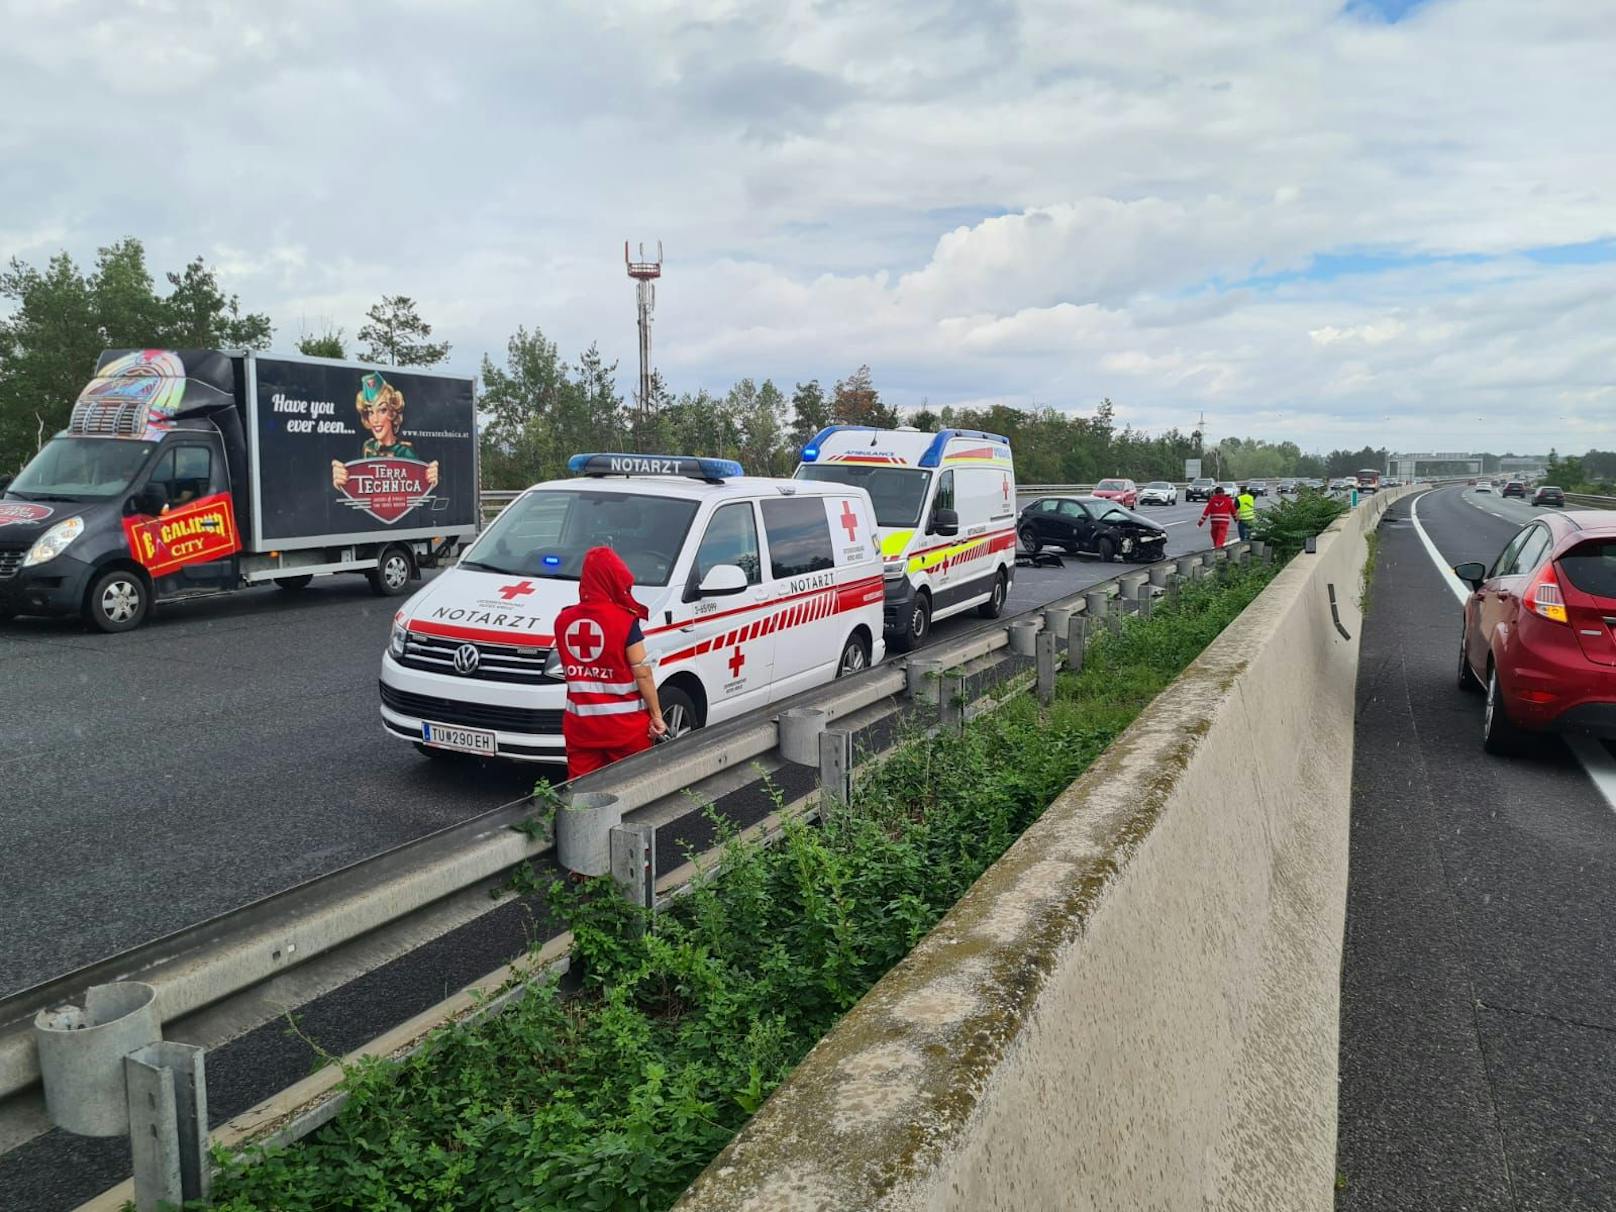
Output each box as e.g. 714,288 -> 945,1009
1523,564 -> 1567,624
1556,539 -> 1616,666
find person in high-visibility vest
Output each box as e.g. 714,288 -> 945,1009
1198,485 -> 1237,548
1235,484 -> 1257,541
553,546 -> 667,780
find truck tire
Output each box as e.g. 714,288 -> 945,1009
888,591 -> 931,653
85,568 -> 149,633
660,684 -> 701,739
977,568 -> 1008,618
368,546 -> 414,597
275,575 -> 314,591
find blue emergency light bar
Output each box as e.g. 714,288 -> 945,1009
567,452 -> 745,483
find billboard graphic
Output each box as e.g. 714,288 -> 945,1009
252,360 -> 475,543
122,492 -> 243,577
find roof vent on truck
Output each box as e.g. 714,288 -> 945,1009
567,453 -> 744,483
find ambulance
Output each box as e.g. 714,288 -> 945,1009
795,427 -> 1016,651
379,453 -> 886,763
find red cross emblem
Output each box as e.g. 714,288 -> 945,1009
498,580 -> 536,601
839,500 -> 860,543
728,646 -> 746,678
565,618 -> 605,662
1001,476 -> 1010,502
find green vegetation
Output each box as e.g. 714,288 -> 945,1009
194,565 -> 1278,1212
1250,490 -> 1350,558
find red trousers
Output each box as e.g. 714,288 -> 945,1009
1209,518 -> 1230,547
566,733 -> 654,780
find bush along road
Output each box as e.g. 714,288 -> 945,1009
194,562 -> 1286,1211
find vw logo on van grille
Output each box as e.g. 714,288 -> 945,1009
453,643 -> 481,675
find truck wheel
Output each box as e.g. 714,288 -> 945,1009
889,591 -> 931,653
977,569 -> 1008,618
836,632 -> 870,677
368,546 -> 413,597
275,575 -> 314,591
660,685 -> 701,739
85,569 -> 148,633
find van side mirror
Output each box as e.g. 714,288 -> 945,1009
1453,561 -> 1486,590
697,564 -> 749,597
930,507 -> 959,537
127,487 -> 165,517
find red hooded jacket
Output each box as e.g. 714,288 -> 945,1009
553,548 -> 651,751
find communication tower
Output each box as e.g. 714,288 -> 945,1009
625,241 -> 663,436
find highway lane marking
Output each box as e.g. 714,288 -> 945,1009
1409,488 -> 1616,816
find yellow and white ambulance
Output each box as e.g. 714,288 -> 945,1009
379,454 -> 885,763
795,427 -> 1016,651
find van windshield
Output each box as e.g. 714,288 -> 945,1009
461,489 -> 700,587
795,465 -> 930,528
9,436 -> 155,499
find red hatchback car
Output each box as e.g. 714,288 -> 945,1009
1092,478 -> 1139,509
1456,511 -> 1616,752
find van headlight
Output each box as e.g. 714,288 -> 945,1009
541,648 -> 564,681
23,516 -> 84,567
883,559 -> 907,580
389,619 -> 408,658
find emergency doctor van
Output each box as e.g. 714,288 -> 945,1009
379,453 -> 886,764
795,427 -> 1016,651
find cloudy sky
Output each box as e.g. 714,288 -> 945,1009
3,0 -> 1613,454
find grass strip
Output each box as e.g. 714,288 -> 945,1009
195,563 -> 1279,1212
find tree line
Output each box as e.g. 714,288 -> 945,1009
8,237 -> 1603,495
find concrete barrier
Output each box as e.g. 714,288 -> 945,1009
675,487 -> 1413,1212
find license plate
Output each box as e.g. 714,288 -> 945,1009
420,721 -> 496,755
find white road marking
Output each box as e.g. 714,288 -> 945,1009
1408,488 -> 1616,815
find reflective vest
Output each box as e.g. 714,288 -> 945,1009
1237,493 -> 1256,521
553,602 -> 649,750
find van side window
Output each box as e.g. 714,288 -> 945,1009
695,502 -> 762,586
146,446 -> 214,509
761,497 -> 835,580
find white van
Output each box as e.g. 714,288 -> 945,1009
379,453 -> 886,764
794,427 -> 1016,651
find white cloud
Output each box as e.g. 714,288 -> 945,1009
1,0 -> 1613,452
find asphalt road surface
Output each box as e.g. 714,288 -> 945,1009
1338,486 -> 1616,1211
0,493 -> 1263,998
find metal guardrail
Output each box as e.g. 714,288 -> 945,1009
0,542 -> 1257,1117
1564,492 -> 1616,510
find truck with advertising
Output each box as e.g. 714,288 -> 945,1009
793,426 -> 1017,651
0,349 -> 477,631
379,453 -> 886,764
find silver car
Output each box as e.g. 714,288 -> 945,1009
1138,480 -> 1178,506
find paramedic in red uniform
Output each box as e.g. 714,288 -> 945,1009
554,547 -> 666,780
1198,485 -> 1237,549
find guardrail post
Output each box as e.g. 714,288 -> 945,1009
34,982 -> 160,1137
556,792 -> 622,877
609,822 -> 657,913
819,728 -> 854,809
1043,606 -> 1071,644
1148,565 -> 1171,591
1137,591 -> 1154,620
1067,614 -> 1088,672
1250,540 -> 1268,563
938,668 -> 968,733
907,658 -> 944,703
1007,619 -> 1039,656
778,707 -> 827,766
1035,631 -> 1057,703
126,1042 -> 209,1212
1083,589 -> 1109,621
